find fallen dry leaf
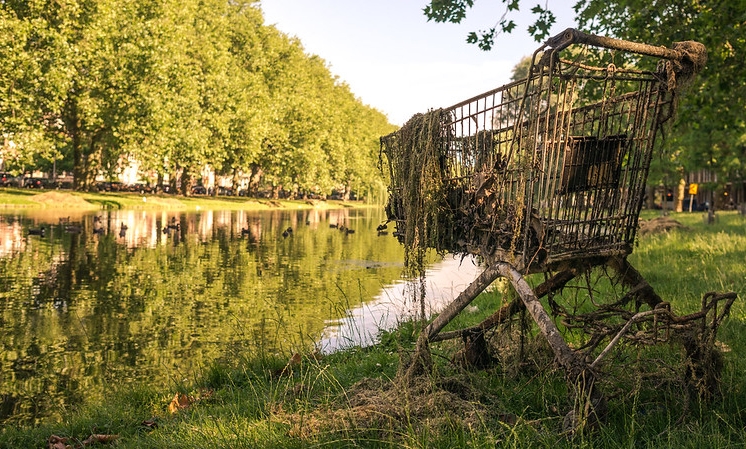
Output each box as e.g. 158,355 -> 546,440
289,352 -> 302,366
168,392 -> 191,414
47,435 -> 69,449
191,388 -> 215,403
81,434 -> 119,446
141,418 -> 159,430
166,388 -> 215,414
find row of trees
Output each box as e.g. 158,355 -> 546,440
426,0 -> 746,208
0,0 -> 396,197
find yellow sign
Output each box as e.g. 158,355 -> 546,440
688,183 -> 698,195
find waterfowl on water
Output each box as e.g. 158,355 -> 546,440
282,227 -> 292,238
93,216 -> 105,234
167,217 -> 180,230
64,224 -> 82,234
28,227 -> 45,237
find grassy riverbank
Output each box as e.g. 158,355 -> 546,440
0,188 -> 371,212
2,211 -> 745,448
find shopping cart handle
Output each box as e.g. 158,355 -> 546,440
545,28 -> 705,67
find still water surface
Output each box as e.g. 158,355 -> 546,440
0,207 -> 480,425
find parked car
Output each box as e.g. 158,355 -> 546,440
127,182 -> 153,194
96,181 -> 124,192
24,177 -> 48,189
191,185 -> 207,195
54,180 -> 74,190
0,173 -> 16,187
216,186 -> 234,196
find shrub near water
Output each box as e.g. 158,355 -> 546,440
1,212 -> 745,448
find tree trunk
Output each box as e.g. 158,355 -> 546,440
180,168 -> 193,196
68,100 -> 86,191
645,184 -> 655,210
675,177 -> 686,212
232,168 -> 240,196
169,168 -> 178,194
707,188 -> 716,224
249,164 -> 262,196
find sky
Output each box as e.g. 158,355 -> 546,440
259,1 -> 578,126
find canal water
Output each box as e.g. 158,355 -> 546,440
0,207 -> 481,425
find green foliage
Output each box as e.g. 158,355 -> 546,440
427,0 -> 746,201
0,1 -> 394,196
426,0 -> 556,49
574,0 -> 746,191
423,0 -> 476,23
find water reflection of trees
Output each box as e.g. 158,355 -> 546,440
0,208 -> 403,425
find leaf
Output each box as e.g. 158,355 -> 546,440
81,434 -> 119,446
423,0 -> 475,23
197,388 -> 215,401
501,20 -> 516,33
289,352 -> 302,366
141,418 -> 159,430
477,30 -> 497,51
47,435 -> 69,449
167,389 -> 214,413
168,392 -> 191,414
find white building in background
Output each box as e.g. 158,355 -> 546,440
119,155 -> 141,185
106,155 -> 250,194
0,136 -> 17,172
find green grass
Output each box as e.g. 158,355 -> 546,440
0,187 -> 370,211
2,211 -> 745,448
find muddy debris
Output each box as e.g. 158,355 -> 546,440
638,216 -> 687,236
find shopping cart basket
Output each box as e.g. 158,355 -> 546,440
380,28 -> 735,429
382,29 -> 710,272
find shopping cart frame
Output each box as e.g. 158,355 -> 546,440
380,28 -> 734,430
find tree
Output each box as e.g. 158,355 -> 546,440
0,2 -> 73,176
2,0 -> 181,189
1,1 -> 394,196
213,3 -> 272,195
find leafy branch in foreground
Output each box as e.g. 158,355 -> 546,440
424,0 -> 556,50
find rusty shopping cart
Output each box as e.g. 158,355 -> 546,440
380,28 -> 735,428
